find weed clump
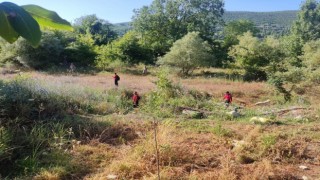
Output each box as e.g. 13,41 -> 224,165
142,69 -> 216,118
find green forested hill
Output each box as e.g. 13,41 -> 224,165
112,22 -> 132,36
112,10 -> 298,36
224,11 -> 298,26
224,11 -> 298,36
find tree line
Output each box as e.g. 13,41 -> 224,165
1,0 -> 320,100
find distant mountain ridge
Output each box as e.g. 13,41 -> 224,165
224,10 -> 298,26
113,10 -> 299,36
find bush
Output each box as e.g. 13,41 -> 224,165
158,32 -> 213,76
0,31 -> 64,70
142,68 -> 216,118
95,31 -> 153,70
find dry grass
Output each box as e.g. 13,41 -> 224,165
180,78 -> 270,104
80,120 -> 320,179
1,70 -> 320,179
0,71 -> 270,104
0,71 -> 157,93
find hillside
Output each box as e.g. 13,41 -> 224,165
112,22 -> 132,36
113,10 -> 298,36
224,11 -> 298,36
224,11 -> 298,27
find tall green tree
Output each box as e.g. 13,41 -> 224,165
223,20 -> 259,47
73,15 -> 117,45
229,32 -> 286,81
292,0 -> 320,43
300,40 -> 320,84
158,32 -> 213,75
218,20 -> 260,66
132,0 -> 224,57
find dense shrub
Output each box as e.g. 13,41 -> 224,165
0,31 -> 64,69
95,31 -> 153,70
158,32 -> 213,76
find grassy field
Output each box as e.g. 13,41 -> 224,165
0,69 -> 319,179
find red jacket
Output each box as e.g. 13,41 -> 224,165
224,93 -> 232,102
132,94 -> 140,103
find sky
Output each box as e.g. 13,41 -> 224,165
7,0 -> 305,23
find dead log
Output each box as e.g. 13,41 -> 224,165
254,99 -> 271,106
178,106 -> 213,116
261,107 -> 309,115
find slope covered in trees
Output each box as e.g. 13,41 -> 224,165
224,11 -> 298,27
113,10 -> 298,37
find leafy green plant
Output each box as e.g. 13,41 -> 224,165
212,123 -> 231,137
0,2 -> 72,47
260,134 -> 277,151
0,2 -> 41,46
0,127 -> 11,161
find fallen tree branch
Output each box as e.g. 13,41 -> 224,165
177,106 -> 213,115
254,99 -> 271,106
261,107 -> 309,115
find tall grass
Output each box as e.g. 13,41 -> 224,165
0,75 -> 133,119
0,75 -> 134,178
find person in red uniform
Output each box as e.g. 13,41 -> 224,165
132,91 -> 141,108
113,73 -> 120,86
224,91 -> 232,107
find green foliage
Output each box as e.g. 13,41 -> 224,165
142,68 -> 216,118
0,2 -> 73,47
142,69 -> 178,117
229,32 -> 287,81
22,5 -> 73,31
64,33 -> 97,66
112,22 -> 132,36
73,14 -> 117,46
0,127 -> 11,161
132,0 -> 224,56
0,2 -> 41,47
212,123 -> 231,137
228,32 -> 267,81
223,20 -> 259,46
99,11 -> 298,40
267,38 -> 320,101
220,20 -> 260,65
260,134 -> 277,151
95,31 -> 153,69
292,0 -> 320,43
0,31 -> 64,69
301,40 -> 320,84
158,32 -> 213,75
0,76 -> 132,121
224,11 -> 297,37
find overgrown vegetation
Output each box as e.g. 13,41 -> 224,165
1,0 -> 320,179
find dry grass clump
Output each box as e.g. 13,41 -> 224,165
269,137 -> 313,163
34,166 -> 66,180
89,122 -> 233,179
